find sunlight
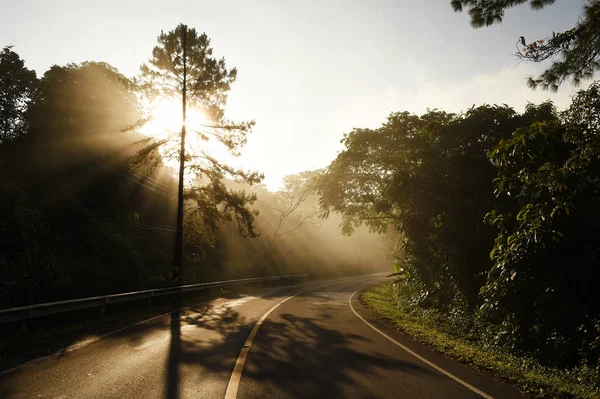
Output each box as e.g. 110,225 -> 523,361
140,97 -> 209,139
139,97 -> 236,185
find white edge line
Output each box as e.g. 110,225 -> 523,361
349,287 -> 494,399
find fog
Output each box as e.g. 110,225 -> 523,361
218,182 -> 393,279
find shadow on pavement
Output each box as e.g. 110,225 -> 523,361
240,293 -> 436,398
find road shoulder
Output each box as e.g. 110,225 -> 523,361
353,283 -> 528,399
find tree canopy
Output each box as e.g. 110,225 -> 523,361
318,84 -> 600,366
264,170 -> 322,241
139,24 -> 261,244
0,36 -> 388,308
0,46 -> 37,144
452,0 -> 600,91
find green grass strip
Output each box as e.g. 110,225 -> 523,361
361,284 -> 600,399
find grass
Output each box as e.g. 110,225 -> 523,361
361,283 -> 600,399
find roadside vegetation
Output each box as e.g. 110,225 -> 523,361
2,3 -> 600,396
362,284 -> 600,399
0,31 -> 387,309
316,3 -> 600,397
319,84 -> 600,398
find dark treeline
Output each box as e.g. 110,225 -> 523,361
0,45 -> 388,308
318,84 -> 600,370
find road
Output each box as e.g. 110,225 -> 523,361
0,275 -> 525,398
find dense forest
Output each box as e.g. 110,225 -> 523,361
313,0 -> 600,378
317,85 -> 600,371
2,0 -> 600,384
0,44 -> 389,309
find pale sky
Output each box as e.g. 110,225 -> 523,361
0,0 -> 589,188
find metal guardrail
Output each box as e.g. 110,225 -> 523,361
0,274 -> 307,324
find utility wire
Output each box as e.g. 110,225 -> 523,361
126,168 -> 173,191
75,227 -> 174,243
93,163 -> 176,201
73,217 -> 175,233
109,216 -> 175,230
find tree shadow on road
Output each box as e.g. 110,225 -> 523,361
163,295 -> 255,399
0,291 -> 252,399
239,293 -> 437,398
1,286 -> 433,399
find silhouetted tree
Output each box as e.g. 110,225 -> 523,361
451,0 -> 600,91
485,84 -> 600,361
138,24 -> 261,281
0,61 -> 173,306
0,46 -> 38,144
317,105 -> 549,310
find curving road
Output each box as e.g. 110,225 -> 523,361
0,275 -> 525,398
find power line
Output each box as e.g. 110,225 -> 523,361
94,164 -> 176,201
110,168 -> 177,202
126,166 -> 171,190
74,227 -> 174,243
73,217 -> 175,233
126,168 -> 173,191
110,216 -> 175,230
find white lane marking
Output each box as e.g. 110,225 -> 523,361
349,288 -> 494,399
224,291 -> 307,399
224,280 -> 353,399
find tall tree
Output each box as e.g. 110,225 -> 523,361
451,0 -> 600,91
139,24 -> 261,282
0,46 -> 37,144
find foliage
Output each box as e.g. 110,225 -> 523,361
263,170 -> 322,241
139,24 -> 237,121
138,23 -> 262,242
484,84 -> 600,364
318,105 -> 538,309
363,284 -> 600,399
451,0 -> 600,91
319,83 -> 600,373
450,1 -> 558,28
0,40 -> 391,309
0,46 -> 37,144
0,60 -> 172,306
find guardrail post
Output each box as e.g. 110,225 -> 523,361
101,298 -> 109,316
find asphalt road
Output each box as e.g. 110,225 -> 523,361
0,275 -> 525,398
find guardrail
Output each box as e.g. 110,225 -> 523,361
0,274 -> 307,324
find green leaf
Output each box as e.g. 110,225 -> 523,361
538,162 -> 550,171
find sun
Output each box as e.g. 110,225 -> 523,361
139,97 -> 235,183
140,97 -> 209,138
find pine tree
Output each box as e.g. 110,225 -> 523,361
139,24 -> 261,283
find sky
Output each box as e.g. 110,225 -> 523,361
0,0 -> 590,189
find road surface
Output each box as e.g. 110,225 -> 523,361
0,275 -> 525,398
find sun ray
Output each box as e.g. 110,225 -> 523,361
139,97 -> 236,186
